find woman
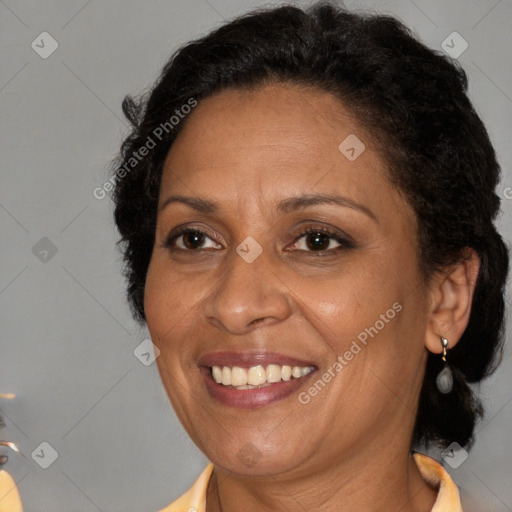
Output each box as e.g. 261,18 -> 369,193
111,3 -> 509,511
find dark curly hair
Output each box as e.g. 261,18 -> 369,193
111,2 -> 509,449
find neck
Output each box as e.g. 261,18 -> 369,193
206,442 -> 438,512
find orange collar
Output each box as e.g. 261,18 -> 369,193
159,453 -> 463,511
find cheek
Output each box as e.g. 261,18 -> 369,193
144,261 -> 199,411
144,257 -> 221,399
289,262 -> 398,336
144,259 -> 197,338
289,253 -> 423,390
144,261 -> 193,390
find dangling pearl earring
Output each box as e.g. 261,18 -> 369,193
436,336 -> 453,393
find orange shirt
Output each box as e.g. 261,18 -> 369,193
0,470 -> 23,512
158,452 -> 462,512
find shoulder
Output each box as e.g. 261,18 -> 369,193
157,463 -> 214,512
413,452 -> 463,512
0,469 -> 24,512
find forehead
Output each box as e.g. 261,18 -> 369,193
159,83 -> 399,215
169,83 -> 359,154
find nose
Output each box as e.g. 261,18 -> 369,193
202,248 -> 293,335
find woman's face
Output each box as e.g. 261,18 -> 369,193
145,83 -> 431,477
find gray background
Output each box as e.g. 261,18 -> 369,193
1,0 -> 511,511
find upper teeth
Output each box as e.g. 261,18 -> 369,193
211,364 -> 314,388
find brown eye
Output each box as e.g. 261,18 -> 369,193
182,231 -> 206,249
165,228 -> 222,251
305,232 -> 331,251
290,228 -> 347,253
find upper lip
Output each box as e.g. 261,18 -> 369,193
198,351 -> 317,368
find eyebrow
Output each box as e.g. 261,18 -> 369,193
159,195 -> 217,214
159,193 -> 377,222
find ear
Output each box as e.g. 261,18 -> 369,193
425,249 -> 480,354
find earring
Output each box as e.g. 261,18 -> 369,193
435,337 -> 453,393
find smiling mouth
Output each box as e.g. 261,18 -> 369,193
210,364 -> 315,390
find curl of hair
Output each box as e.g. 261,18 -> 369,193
111,2 -> 509,448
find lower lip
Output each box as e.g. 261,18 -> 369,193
200,366 -> 317,409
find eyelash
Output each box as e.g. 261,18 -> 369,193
289,226 -> 354,252
164,225 -> 354,254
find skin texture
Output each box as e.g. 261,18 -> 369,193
144,83 -> 479,511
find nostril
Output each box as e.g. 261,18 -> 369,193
248,317 -> 266,327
